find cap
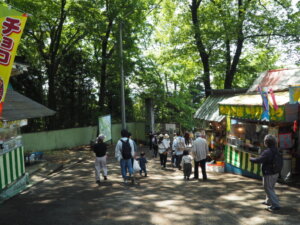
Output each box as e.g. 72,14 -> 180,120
97,134 -> 105,141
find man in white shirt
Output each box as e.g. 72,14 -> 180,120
191,131 -> 209,180
115,129 -> 135,183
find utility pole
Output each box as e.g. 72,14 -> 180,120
119,21 -> 126,129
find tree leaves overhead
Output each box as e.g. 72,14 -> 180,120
8,0 -> 300,132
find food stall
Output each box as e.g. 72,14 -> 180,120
218,68 -> 300,179
0,88 -> 55,202
194,89 -> 247,162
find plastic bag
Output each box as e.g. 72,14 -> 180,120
133,159 -> 141,172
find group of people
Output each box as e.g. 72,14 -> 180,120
91,129 -> 148,184
115,129 -> 148,183
150,131 -> 209,181
92,129 -> 282,212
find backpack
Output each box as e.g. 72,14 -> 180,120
272,149 -> 283,174
121,139 -> 132,160
177,137 -> 186,151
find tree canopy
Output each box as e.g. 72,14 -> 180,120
5,0 -> 300,132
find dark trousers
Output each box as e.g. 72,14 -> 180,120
171,151 -> 176,165
159,153 -> 167,167
176,155 -> 183,169
140,167 -> 147,176
194,159 -> 207,180
183,163 -> 192,178
153,146 -> 158,158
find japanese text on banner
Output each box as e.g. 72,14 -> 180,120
0,4 -> 27,109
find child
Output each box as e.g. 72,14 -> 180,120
181,150 -> 193,180
137,152 -> 148,177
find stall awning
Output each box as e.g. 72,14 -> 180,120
218,91 -> 290,121
195,89 -> 248,122
247,68 -> 300,93
1,89 -> 56,121
194,95 -> 227,122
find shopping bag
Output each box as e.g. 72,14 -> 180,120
133,159 -> 141,172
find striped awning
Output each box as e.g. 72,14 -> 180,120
194,95 -> 228,122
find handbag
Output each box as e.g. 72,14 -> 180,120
133,159 -> 141,172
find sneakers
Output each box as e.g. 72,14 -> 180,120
265,206 -> 281,212
262,201 -> 271,206
104,176 -> 107,180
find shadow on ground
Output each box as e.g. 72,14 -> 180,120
0,146 -> 299,225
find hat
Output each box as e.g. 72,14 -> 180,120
97,134 -> 105,141
159,134 -> 164,138
164,134 -> 169,139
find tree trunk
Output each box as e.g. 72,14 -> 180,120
190,0 -> 211,97
99,18 -> 114,110
46,0 -> 67,129
224,0 -> 247,89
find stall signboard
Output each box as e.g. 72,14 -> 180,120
165,123 -> 176,133
0,4 -> 27,113
279,133 -> 293,149
219,105 -> 285,122
98,115 -> 112,142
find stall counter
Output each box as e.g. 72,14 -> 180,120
225,144 -> 262,178
0,146 -> 25,190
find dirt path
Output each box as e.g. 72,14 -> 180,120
1,146 -> 300,225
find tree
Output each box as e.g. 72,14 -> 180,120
189,0 -> 300,95
9,0 -> 160,130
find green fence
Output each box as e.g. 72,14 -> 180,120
22,122 -> 146,152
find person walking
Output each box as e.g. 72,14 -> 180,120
181,150 -> 193,180
92,134 -> 108,185
115,129 -> 135,183
171,133 -> 178,167
158,134 -> 169,168
149,132 -> 154,151
137,152 -> 148,177
152,134 -> 158,158
163,133 -> 171,163
250,134 -> 281,212
173,132 -> 185,170
184,132 -> 191,146
191,131 -> 209,181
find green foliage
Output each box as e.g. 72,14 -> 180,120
6,0 -> 300,133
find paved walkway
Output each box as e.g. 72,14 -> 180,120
0,146 -> 299,225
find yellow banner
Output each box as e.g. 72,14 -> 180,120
0,4 -> 27,105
